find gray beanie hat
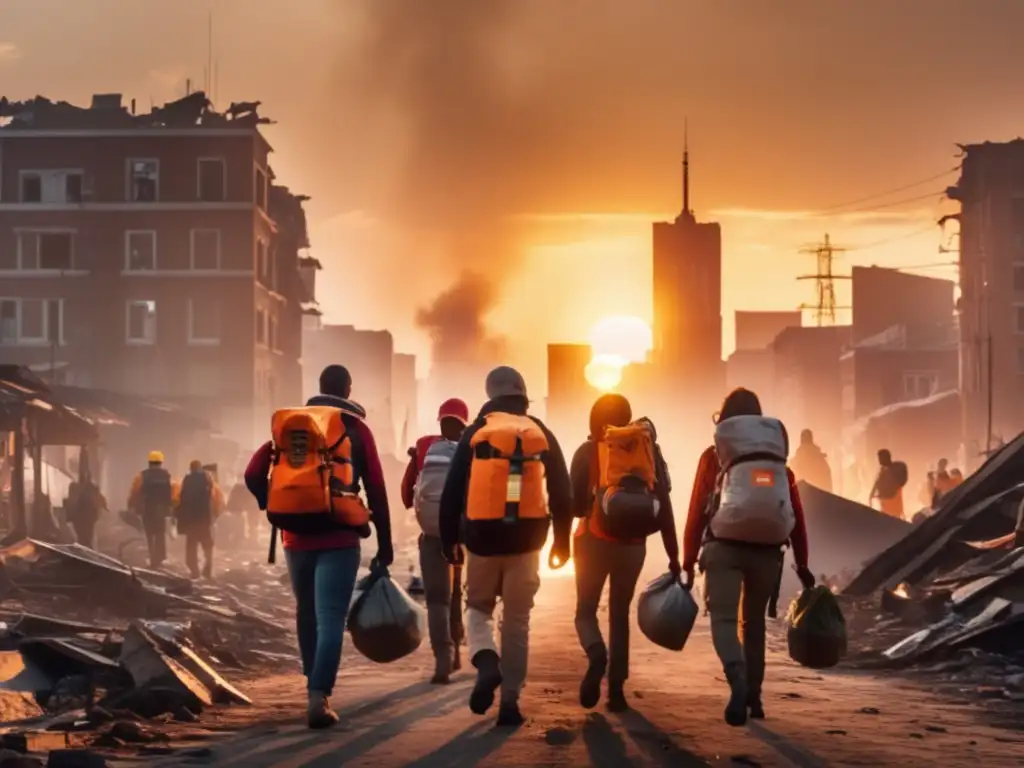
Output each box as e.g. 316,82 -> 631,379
485,366 -> 527,400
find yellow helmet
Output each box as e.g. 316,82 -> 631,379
147,450 -> 165,464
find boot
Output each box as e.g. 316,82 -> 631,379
431,649 -> 453,685
469,650 -> 502,715
748,691 -> 765,720
307,690 -> 339,730
606,681 -> 629,713
724,662 -> 749,727
496,699 -> 525,727
579,643 -> 607,709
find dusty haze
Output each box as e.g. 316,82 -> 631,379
3,0 -> 1024,387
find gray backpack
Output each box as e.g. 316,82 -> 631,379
709,415 -> 795,545
414,439 -> 457,537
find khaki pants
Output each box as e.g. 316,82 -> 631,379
573,532 -> 646,685
418,534 -> 454,663
465,550 -> 541,703
701,540 -> 783,699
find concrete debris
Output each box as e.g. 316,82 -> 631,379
840,436 -> 1024,684
0,535 -> 291,764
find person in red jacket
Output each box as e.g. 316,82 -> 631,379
683,387 -> 813,727
245,365 -> 393,730
400,397 -> 469,684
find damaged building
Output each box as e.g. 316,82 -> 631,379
0,92 -> 314,456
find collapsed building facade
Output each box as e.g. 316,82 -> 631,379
0,92 -> 315,469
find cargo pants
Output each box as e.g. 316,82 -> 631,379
465,551 -> 541,704
418,534 -> 454,670
701,540 -> 783,701
573,532 -> 646,686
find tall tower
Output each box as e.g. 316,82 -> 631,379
652,133 -> 724,414
797,234 -> 851,326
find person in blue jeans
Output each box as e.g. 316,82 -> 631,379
246,365 -> 394,729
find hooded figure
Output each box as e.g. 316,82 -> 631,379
790,429 -> 832,493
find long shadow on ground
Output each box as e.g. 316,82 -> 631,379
403,719 -> 518,767
612,708 -> 710,767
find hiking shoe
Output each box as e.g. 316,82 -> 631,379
469,650 -> 502,715
496,700 -> 525,727
748,698 -> 765,720
307,691 -> 339,730
607,684 -> 629,713
431,650 -> 453,685
724,662 -> 749,727
580,644 -> 607,709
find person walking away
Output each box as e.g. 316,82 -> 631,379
570,394 -> 681,712
683,387 -> 813,727
870,449 -> 908,519
401,397 -> 470,684
789,429 -> 832,493
931,458 -> 955,507
438,366 -> 571,727
245,364 -> 394,730
228,475 -> 261,543
175,460 -> 223,579
127,451 -> 176,568
65,453 -> 107,550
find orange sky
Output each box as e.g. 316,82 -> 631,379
3,0 -> 1022,389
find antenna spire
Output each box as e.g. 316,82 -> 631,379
682,118 -> 690,216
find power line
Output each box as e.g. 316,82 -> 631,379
797,234 -> 851,326
847,223 -> 939,253
837,189 -> 947,216
815,166 -> 960,213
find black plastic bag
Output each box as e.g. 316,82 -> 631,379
786,585 -> 847,669
347,563 -> 425,663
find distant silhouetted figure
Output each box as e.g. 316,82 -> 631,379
790,429 -> 832,493
870,449 -> 908,520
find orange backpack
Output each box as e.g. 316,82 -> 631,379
594,421 -> 661,540
266,406 -> 370,534
466,413 -> 549,522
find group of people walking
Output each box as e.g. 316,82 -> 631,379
243,363 -> 815,732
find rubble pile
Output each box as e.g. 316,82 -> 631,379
0,539 -> 299,764
838,435 -> 1024,699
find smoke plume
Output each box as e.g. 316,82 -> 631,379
415,272 -> 506,366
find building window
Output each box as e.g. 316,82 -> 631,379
269,315 -> 278,351
125,231 -> 157,271
255,167 -> 267,210
1017,304 -> 1024,334
126,300 -> 157,345
903,372 -> 939,400
255,308 -> 267,345
257,239 -> 275,287
0,298 -> 63,345
1015,264 -> 1024,293
190,229 -> 221,270
19,171 -> 84,203
197,158 -> 226,202
128,159 -> 159,202
16,231 -> 74,270
1019,346 -> 1024,375
188,300 -> 221,345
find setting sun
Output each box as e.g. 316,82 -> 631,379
584,316 -> 653,391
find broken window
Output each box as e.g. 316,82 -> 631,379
125,231 -> 157,271
188,300 -> 221,344
198,158 -> 226,202
128,159 -> 159,202
269,315 -> 278,350
255,167 -> 267,210
65,173 -> 83,203
20,174 -> 42,203
126,300 -> 157,344
15,299 -> 61,343
190,229 -> 221,270
255,308 -> 266,345
0,300 -> 16,344
18,231 -> 74,270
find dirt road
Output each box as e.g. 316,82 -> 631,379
125,566 -> 1024,768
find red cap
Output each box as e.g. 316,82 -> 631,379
437,398 -> 469,425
